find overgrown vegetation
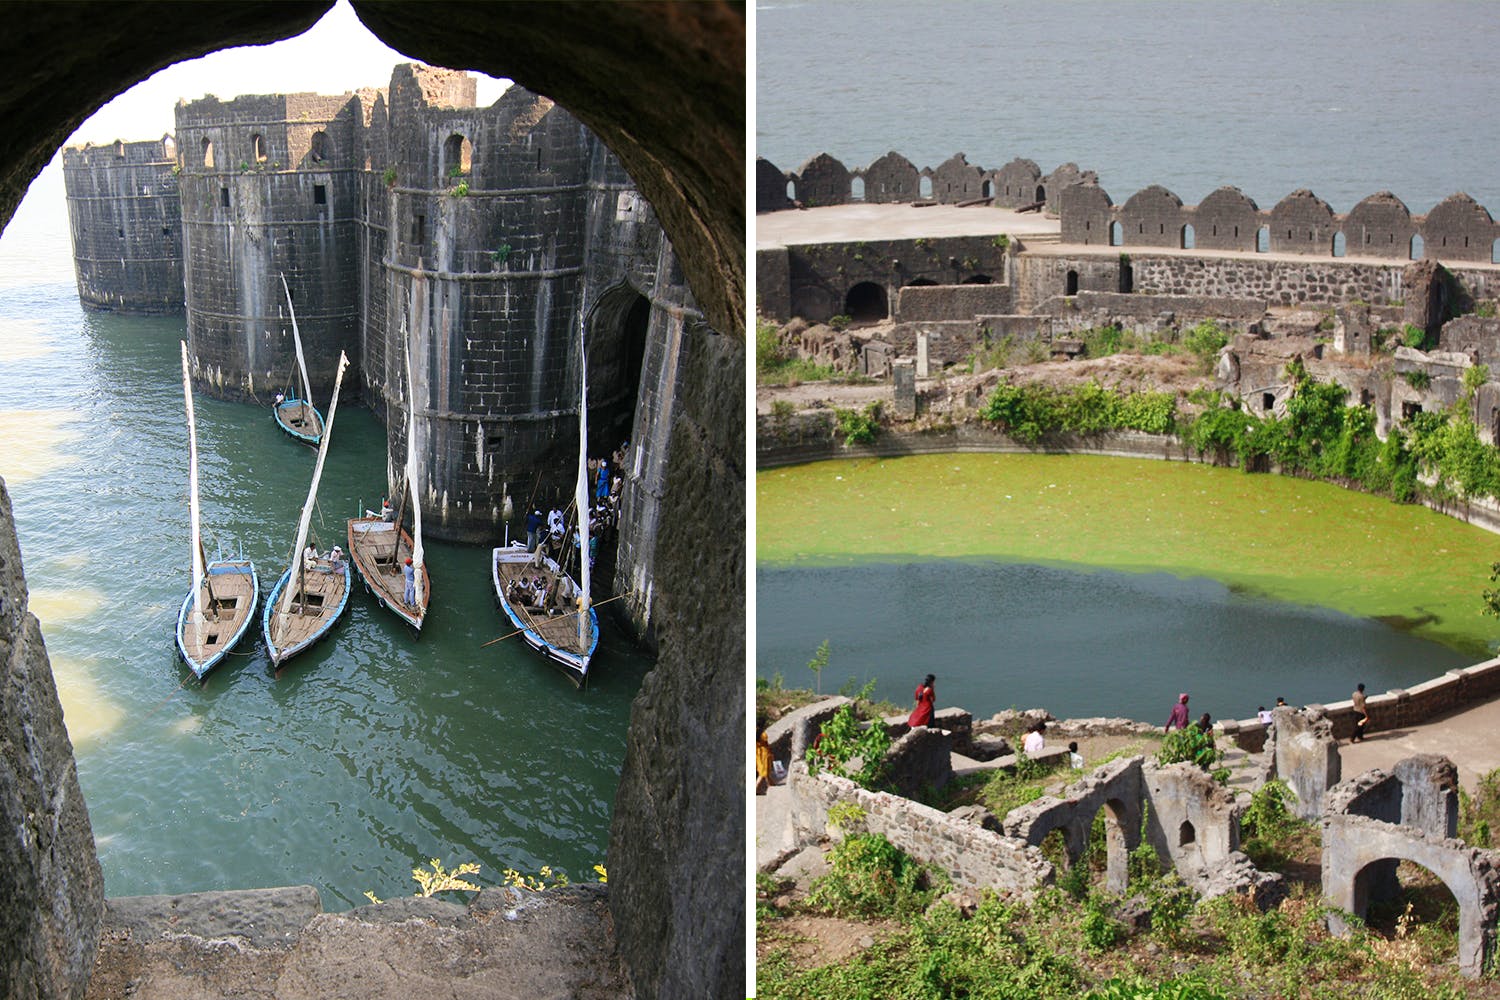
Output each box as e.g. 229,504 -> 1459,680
834,401 -> 882,445
805,703 -> 892,790
756,317 -> 841,384
1072,320 -> 1227,374
758,832 -> 1473,1000
1156,724 -> 1226,780
980,379 -> 1179,443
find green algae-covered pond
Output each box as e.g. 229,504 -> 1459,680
757,454 -> 1500,721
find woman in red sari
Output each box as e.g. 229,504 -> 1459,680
907,674 -> 936,728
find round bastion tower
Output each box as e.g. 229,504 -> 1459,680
363,65 -> 657,543
61,136 -> 183,313
175,91 -> 372,400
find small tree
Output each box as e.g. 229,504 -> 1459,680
807,704 -> 891,790
1483,561 -> 1500,618
807,639 -> 830,694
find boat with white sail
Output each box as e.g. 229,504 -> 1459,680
175,340 -> 258,680
263,350 -> 351,670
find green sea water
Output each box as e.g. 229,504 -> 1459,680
0,283 -> 650,909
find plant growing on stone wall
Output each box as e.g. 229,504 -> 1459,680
1477,301 -> 1498,319
1463,364 -> 1490,400
238,160 -> 250,173
382,166 -> 397,188
992,234 -> 1009,250
489,243 -> 512,265
826,800 -> 867,837
834,401 -> 881,445
806,703 -> 891,790
914,237 -> 933,251
804,833 -> 941,920
1401,370 -> 1432,390
451,180 -> 469,198
828,314 -> 852,330
1401,323 -> 1430,350
1156,724 -> 1223,777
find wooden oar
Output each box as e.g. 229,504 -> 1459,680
481,593 -> 627,648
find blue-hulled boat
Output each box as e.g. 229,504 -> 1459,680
264,350 -> 351,672
271,273 -> 324,447
175,341 -> 258,680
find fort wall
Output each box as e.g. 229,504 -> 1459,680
61,137 -> 183,313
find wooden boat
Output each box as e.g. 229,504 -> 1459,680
490,317 -> 599,686
347,322 -> 431,629
175,341 -> 258,680
263,350 -> 351,671
491,543 -> 598,687
271,273 -> 325,446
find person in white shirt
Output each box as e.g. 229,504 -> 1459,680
1022,722 -> 1045,755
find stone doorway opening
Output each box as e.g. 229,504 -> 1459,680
844,281 -> 888,323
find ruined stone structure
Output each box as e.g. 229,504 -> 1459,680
1323,755 -> 1500,977
61,137 -> 183,312
7,6 -> 744,998
758,151 -> 1094,212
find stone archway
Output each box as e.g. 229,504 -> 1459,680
585,284 -> 652,457
844,281 -> 888,322
0,7 -> 744,1000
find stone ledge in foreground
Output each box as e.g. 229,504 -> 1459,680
85,883 -> 628,1000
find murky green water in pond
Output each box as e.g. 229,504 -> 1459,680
0,280 -> 650,909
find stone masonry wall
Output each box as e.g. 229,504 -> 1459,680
786,765 -> 1055,892
61,138 -> 183,313
0,478 -> 104,1000
782,236 -> 1009,324
176,91 -> 366,400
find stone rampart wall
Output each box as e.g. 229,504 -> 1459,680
786,765 -> 1055,892
896,283 -> 1012,323
62,138 -> 183,313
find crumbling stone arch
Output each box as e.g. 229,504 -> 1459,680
251,132 -> 267,163
442,132 -> 472,181
933,152 -> 983,204
1324,820 -> 1500,976
201,136 -> 214,168
994,157 -> 1040,208
1002,758 -> 1143,895
309,130 -> 331,163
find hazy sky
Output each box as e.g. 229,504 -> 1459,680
2,1 -> 510,273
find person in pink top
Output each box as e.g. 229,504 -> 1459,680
907,674 -> 935,728
1165,693 -> 1190,732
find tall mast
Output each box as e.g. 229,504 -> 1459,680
575,321 -> 591,649
283,351 -> 349,617
404,325 -> 425,612
180,341 -> 210,612
281,273 -> 313,406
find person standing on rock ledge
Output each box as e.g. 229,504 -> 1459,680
1351,683 -> 1369,742
1165,692 -> 1190,732
908,674 -> 936,728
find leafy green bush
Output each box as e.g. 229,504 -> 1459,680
828,314 -> 852,331
1157,724 -> 1223,775
806,703 -> 891,790
1085,980 -> 1230,1000
980,380 -> 1179,442
1080,891 -> 1125,952
1459,767 -> 1500,847
1402,323 -> 1430,349
804,833 -> 940,919
1182,320 -> 1229,373
834,401 -> 881,445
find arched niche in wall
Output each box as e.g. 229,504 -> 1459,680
1257,225 -> 1270,253
1180,223 -> 1195,250
310,130 -> 331,163
443,132 -> 472,182
1065,269 -> 1079,295
251,133 -> 267,163
201,137 -> 214,169
844,281 -> 888,322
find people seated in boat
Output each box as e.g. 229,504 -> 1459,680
380,498 -> 395,522
506,576 -> 529,607
326,546 -> 345,574
547,506 -> 565,540
302,544 -> 319,572
275,391 -> 285,406
542,575 -> 560,614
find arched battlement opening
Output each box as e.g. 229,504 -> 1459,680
1109,220 -> 1122,246
981,179 -> 992,199
1344,856 -> 1475,971
310,130 -> 330,163
443,132 -> 473,182
201,137 -> 214,168
919,175 -> 932,200
1256,225 -> 1270,253
1333,231 -> 1346,257
251,133 -> 267,163
850,176 -> 864,202
1180,223 -> 1194,250
1065,269 -> 1078,296
1411,234 -> 1425,260
844,281 -> 888,323
786,178 -> 796,202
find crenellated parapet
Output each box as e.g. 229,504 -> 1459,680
757,150 -> 1096,213
61,136 -> 183,312
1062,181 -> 1500,264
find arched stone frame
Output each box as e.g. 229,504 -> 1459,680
1332,231 -> 1346,257
844,280 -> 888,322
201,136 -> 214,168
1323,818 -> 1500,976
919,173 -> 933,200
850,175 -> 865,202
583,282 -> 654,456
1002,758 -> 1144,895
251,133 -> 267,163
1109,220 -> 1123,246
443,132 -> 472,182
1181,223 -> 1194,250
1065,269 -> 1078,296
310,130 -> 331,163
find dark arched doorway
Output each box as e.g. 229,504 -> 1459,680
844,281 -> 888,322
1065,269 -> 1079,295
586,285 -> 652,456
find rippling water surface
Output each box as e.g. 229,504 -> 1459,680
0,267 -> 649,907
